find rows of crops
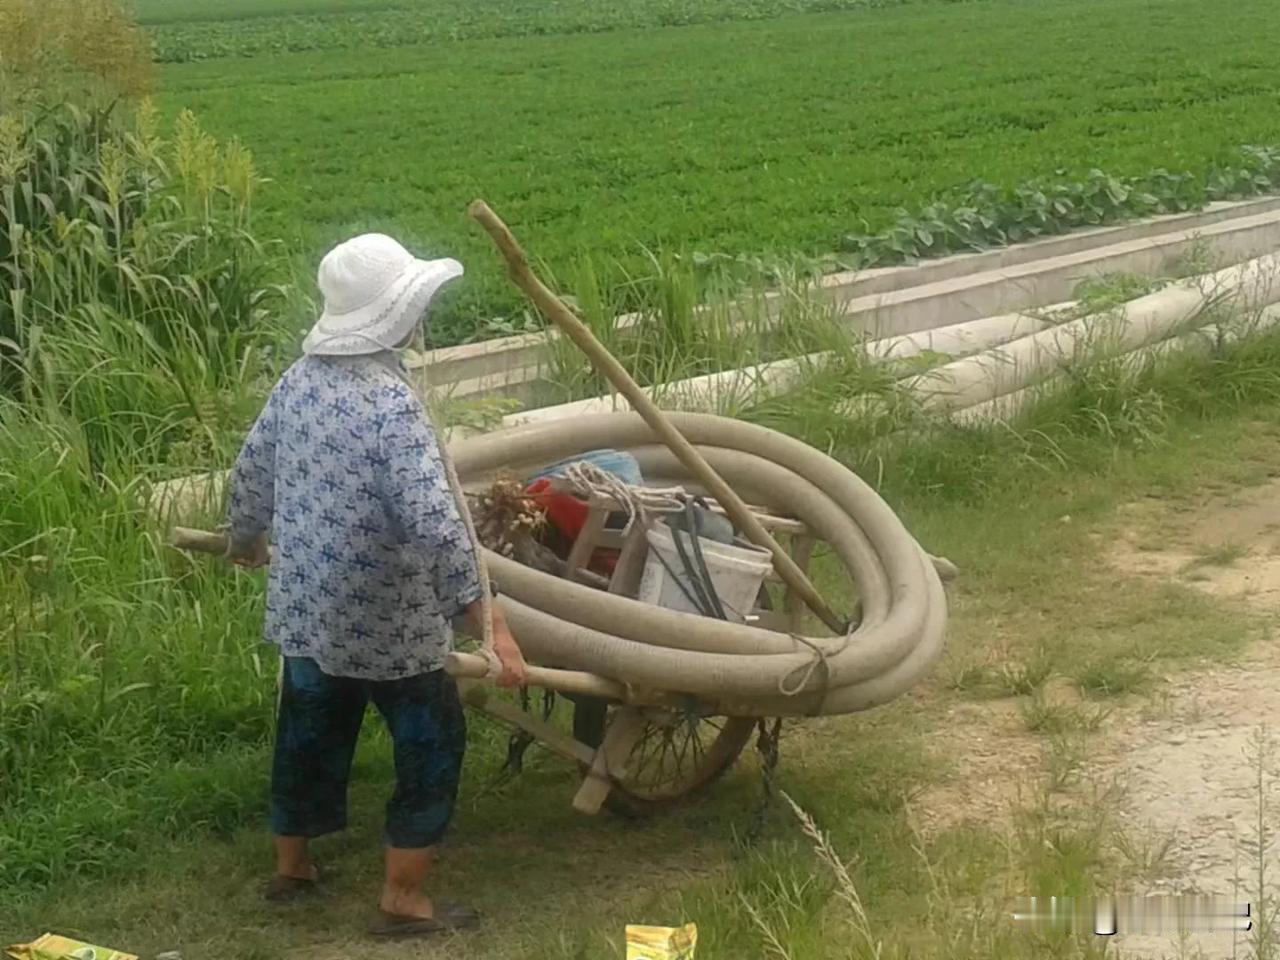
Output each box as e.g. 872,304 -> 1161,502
136,0 -> 912,61
157,0 -> 1280,345
132,0 -> 421,21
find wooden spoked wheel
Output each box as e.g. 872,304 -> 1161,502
572,698 -> 756,817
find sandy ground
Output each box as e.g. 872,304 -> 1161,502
1104,480 -> 1280,960
917,479 -> 1280,960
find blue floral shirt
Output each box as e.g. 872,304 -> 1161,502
227,353 -> 483,681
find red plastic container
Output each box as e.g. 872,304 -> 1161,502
525,478 -> 619,575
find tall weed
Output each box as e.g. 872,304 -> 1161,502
0,0 -> 153,108
0,93 -> 293,886
1,100 -> 288,466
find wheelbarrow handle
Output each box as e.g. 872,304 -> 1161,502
171,527 -> 231,556
446,651 -> 628,701
170,528 -> 644,705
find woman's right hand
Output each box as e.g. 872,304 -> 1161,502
491,626 -> 528,688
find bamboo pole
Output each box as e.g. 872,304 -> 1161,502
467,200 -> 847,634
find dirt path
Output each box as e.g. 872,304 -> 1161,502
917,479 -> 1280,960
1105,653 -> 1280,959
1104,479 -> 1280,959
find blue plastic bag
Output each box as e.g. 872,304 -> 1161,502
526,449 -> 644,488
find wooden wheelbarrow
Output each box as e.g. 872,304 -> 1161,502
168,496 -> 815,816
165,203 -> 851,815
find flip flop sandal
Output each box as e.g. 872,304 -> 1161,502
368,900 -> 480,939
263,873 -> 320,902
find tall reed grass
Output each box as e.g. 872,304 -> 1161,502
0,96 -> 295,886
1,100 -> 290,467
0,0 -> 153,110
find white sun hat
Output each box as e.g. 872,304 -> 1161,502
302,233 -> 463,356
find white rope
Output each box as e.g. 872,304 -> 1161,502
404,339 -> 501,678
558,461 -> 686,532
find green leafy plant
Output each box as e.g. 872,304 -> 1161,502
840,148 -> 1280,268
0,93 -> 293,891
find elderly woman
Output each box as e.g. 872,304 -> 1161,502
226,233 -> 526,938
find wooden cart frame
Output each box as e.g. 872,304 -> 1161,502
173,492 -> 816,817
442,483 -> 815,816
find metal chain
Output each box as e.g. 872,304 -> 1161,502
742,717 -> 783,846
500,687 -> 536,778
476,688 -> 558,799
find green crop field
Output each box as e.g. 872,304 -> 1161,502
149,0 -> 1280,344
134,0 -> 910,58
133,0 -> 419,21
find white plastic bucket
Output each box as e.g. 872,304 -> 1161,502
638,525 -> 773,622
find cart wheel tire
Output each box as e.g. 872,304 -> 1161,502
572,699 -> 756,818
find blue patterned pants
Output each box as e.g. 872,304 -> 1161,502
271,657 -> 467,849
